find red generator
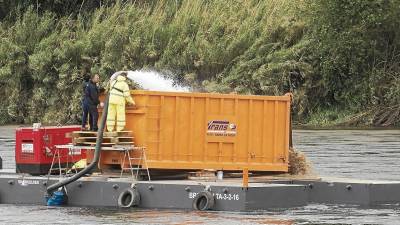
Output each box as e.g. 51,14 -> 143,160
15,125 -> 85,175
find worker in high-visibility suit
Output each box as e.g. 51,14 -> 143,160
107,73 -> 135,132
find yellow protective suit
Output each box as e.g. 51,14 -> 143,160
67,159 -> 87,173
107,75 -> 135,132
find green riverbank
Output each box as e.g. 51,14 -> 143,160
0,1 -> 399,126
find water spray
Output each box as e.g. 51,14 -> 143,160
125,70 -> 189,92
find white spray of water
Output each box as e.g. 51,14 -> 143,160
126,70 -> 189,92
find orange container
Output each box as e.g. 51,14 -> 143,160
99,90 -> 291,172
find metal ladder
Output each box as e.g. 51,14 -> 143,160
47,146 -> 78,178
120,146 -> 151,181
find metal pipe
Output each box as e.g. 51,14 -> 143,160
46,94 -> 110,195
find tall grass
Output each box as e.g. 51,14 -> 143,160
0,0 -> 399,126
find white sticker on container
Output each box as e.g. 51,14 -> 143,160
21,143 -> 34,153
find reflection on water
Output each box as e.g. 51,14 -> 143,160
1,127 -> 400,224
0,205 -> 296,225
1,204 -> 400,224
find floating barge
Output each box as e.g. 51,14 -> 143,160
1,173 -> 400,211
2,90 -> 400,211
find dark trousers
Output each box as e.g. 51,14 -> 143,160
81,102 -> 93,129
88,105 -> 99,131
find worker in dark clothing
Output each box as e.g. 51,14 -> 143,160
84,74 -> 101,131
81,75 -> 92,130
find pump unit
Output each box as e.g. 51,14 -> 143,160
15,126 -> 85,174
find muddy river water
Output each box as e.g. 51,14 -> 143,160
0,127 -> 399,224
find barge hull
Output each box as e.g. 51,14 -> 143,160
1,175 -> 400,211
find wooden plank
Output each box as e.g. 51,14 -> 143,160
73,138 -> 133,145
72,131 -> 98,135
75,136 -> 133,140
71,131 -> 98,138
72,131 -> 97,134
74,138 -> 133,143
74,138 -> 118,144
75,137 -> 112,140
77,142 -> 116,147
112,137 -> 134,142
78,146 -> 138,151
104,131 -> 133,136
72,136 -> 134,145
116,142 -> 134,145
102,132 -> 118,137
72,131 -> 132,137
74,140 -> 115,145
73,143 -> 93,147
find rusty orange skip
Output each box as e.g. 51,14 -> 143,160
96,90 -> 291,172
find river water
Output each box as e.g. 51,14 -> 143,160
0,127 -> 400,224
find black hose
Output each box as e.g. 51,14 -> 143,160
46,94 -> 110,195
